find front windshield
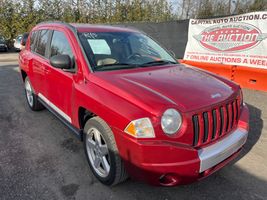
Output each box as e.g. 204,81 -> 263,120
17,36 -> 22,42
78,31 -> 177,71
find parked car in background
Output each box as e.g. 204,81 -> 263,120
19,22 -> 249,186
0,38 -> 8,52
20,33 -> 29,50
14,35 -> 22,51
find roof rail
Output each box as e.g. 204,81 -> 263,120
36,21 -> 77,32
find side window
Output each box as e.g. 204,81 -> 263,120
50,31 -> 74,60
35,30 -> 50,57
30,31 -> 37,51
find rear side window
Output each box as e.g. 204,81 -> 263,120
35,30 -> 50,57
30,31 -> 37,51
50,31 -> 73,60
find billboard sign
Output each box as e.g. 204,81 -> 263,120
184,12 -> 267,69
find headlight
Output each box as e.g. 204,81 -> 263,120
161,109 -> 182,135
124,118 -> 155,138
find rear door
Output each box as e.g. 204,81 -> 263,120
30,29 -> 52,95
43,29 -> 76,123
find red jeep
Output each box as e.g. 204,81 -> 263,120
19,22 -> 249,186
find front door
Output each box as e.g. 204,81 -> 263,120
42,29 -> 77,124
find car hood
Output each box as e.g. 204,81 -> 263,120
90,64 -> 238,116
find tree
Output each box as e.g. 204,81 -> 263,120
196,0 -> 213,19
0,0 -> 265,44
249,0 -> 267,11
0,0 -> 19,40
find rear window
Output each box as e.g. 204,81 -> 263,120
30,31 -> 37,51
35,30 -> 50,57
16,36 -> 22,42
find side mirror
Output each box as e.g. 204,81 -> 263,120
50,55 -> 72,70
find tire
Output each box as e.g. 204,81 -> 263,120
24,77 -> 44,111
83,117 -> 128,186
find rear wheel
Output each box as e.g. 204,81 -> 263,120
83,117 -> 128,186
24,77 -> 44,111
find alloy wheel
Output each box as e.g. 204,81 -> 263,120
86,127 -> 111,178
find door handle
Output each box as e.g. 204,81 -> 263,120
44,65 -> 51,74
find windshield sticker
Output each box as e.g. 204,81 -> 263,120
83,33 -> 98,39
88,39 -> 111,55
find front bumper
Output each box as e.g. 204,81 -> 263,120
198,127 -> 247,173
113,105 -> 249,186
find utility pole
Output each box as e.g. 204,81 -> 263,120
181,0 -> 185,19
233,0 -> 239,14
229,0 -> 239,15
228,0 -> 231,15
186,0 -> 191,19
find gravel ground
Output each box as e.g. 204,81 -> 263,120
0,53 -> 266,200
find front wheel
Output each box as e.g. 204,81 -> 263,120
83,117 -> 128,186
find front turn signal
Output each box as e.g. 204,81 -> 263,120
124,118 -> 155,138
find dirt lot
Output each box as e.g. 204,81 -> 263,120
0,52 -> 266,200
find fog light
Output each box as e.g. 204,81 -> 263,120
159,173 -> 180,186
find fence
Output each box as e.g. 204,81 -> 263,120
119,20 -> 189,59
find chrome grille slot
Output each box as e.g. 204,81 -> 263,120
192,98 -> 240,147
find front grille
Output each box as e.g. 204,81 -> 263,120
192,98 -> 240,147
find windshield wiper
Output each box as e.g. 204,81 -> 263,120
94,63 -> 139,71
140,60 -> 177,67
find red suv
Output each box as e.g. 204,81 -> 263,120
19,22 -> 249,186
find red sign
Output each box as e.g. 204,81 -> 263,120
193,23 -> 265,52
